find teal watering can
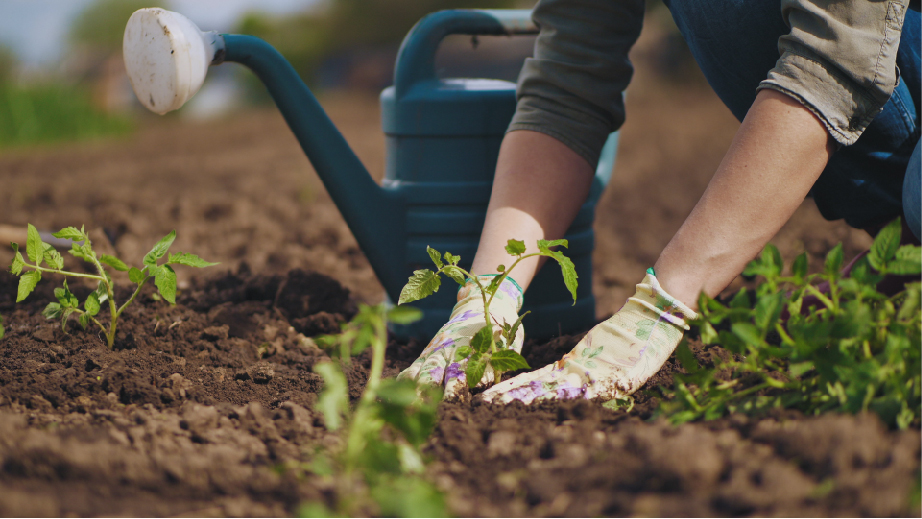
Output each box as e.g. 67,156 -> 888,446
123,8 -> 618,340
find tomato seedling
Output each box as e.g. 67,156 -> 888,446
659,218 -> 922,429
307,304 -> 445,517
397,239 -> 578,388
8,224 -> 217,349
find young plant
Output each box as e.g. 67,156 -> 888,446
305,304 -> 445,517
658,218 -> 922,429
397,239 -> 578,388
9,224 -> 216,349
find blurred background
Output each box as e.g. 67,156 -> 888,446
0,0 -> 699,149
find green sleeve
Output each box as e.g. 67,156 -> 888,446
507,0 -> 645,168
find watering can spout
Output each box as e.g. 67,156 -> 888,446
123,9 -> 405,298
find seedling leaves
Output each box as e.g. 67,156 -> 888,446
10,243 -> 24,275
100,254 -> 129,272
444,252 -> 460,266
84,292 -> 101,316
128,267 -> 145,284
791,252 -> 808,279
490,350 -> 530,371
144,230 -> 176,266
398,269 -> 440,305
505,239 -> 526,256
466,356 -> 487,389
824,243 -> 844,277
43,302 -> 62,320
52,227 -> 85,242
887,245 -> 922,275
454,345 -> 472,361
314,361 -> 348,430
441,266 -> 467,285
470,325 -> 492,354
167,252 -> 218,268
869,218 -> 901,270
26,224 -> 42,264
43,245 -> 63,270
537,239 -> 577,303
17,271 -> 40,302
427,246 -> 443,269
154,265 -> 177,304
386,305 -> 422,325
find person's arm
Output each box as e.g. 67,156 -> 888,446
654,89 -> 835,307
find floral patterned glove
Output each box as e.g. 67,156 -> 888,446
397,275 -> 524,398
481,270 -> 697,404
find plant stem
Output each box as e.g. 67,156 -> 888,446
23,264 -> 105,282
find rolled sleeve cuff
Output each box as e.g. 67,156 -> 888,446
757,52 -> 888,146
507,95 -> 614,168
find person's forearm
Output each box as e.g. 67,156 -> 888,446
471,130 -> 594,289
654,89 -> 835,308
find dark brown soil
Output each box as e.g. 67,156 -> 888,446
0,17 -> 918,517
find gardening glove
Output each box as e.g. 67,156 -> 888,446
481,269 -> 697,404
397,275 -> 524,398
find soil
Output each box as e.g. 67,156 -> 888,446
0,19 -> 917,518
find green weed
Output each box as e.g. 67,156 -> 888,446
304,304 -> 445,517
9,224 -> 216,349
658,218 -> 922,429
398,239 -> 577,389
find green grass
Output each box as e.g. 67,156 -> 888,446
0,82 -> 133,150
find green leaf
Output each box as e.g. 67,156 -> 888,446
454,345 -> 472,361
490,350 -> 530,372
537,239 -> 568,253
387,305 -> 422,324
155,265 -> 177,304
100,254 -> 130,271
78,313 -> 90,329
84,292 -> 101,317
143,230 -> 176,266
824,243 -> 844,276
60,308 -> 76,331
128,267 -> 145,284
869,218 -> 901,269
167,252 -> 219,268
505,239 -> 526,256
69,243 -> 88,261
674,341 -> 699,373
10,244 -> 24,276
43,244 -> 63,270
398,269 -> 441,305
442,266 -> 467,285
792,252 -> 808,279
427,246 -> 443,269
546,252 -> 578,303
470,325 -> 492,354
497,264 -> 505,273
886,245 -> 922,275
26,224 -> 42,264
94,281 -> 109,304
55,281 -> 78,308
466,355 -> 487,389
501,310 -> 530,347
42,302 -> 62,320
444,252 -> 460,266
314,361 -> 348,430
16,271 -> 40,302
52,227 -> 85,241
731,323 -> 763,348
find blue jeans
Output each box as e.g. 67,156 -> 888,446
665,0 -> 921,240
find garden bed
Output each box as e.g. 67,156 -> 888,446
0,65 -> 917,515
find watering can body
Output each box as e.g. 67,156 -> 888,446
123,8 -> 617,341
379,10 -> 617,340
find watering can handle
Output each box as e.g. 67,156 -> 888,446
394,9 -> 537,97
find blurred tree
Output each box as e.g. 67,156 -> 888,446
70,0 -> 170,54
0,46 -> 16,84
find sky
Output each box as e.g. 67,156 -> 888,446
0,0 -> 321,67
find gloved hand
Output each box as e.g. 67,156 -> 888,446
481,270 -> 696,404
397,275 -> 524,398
